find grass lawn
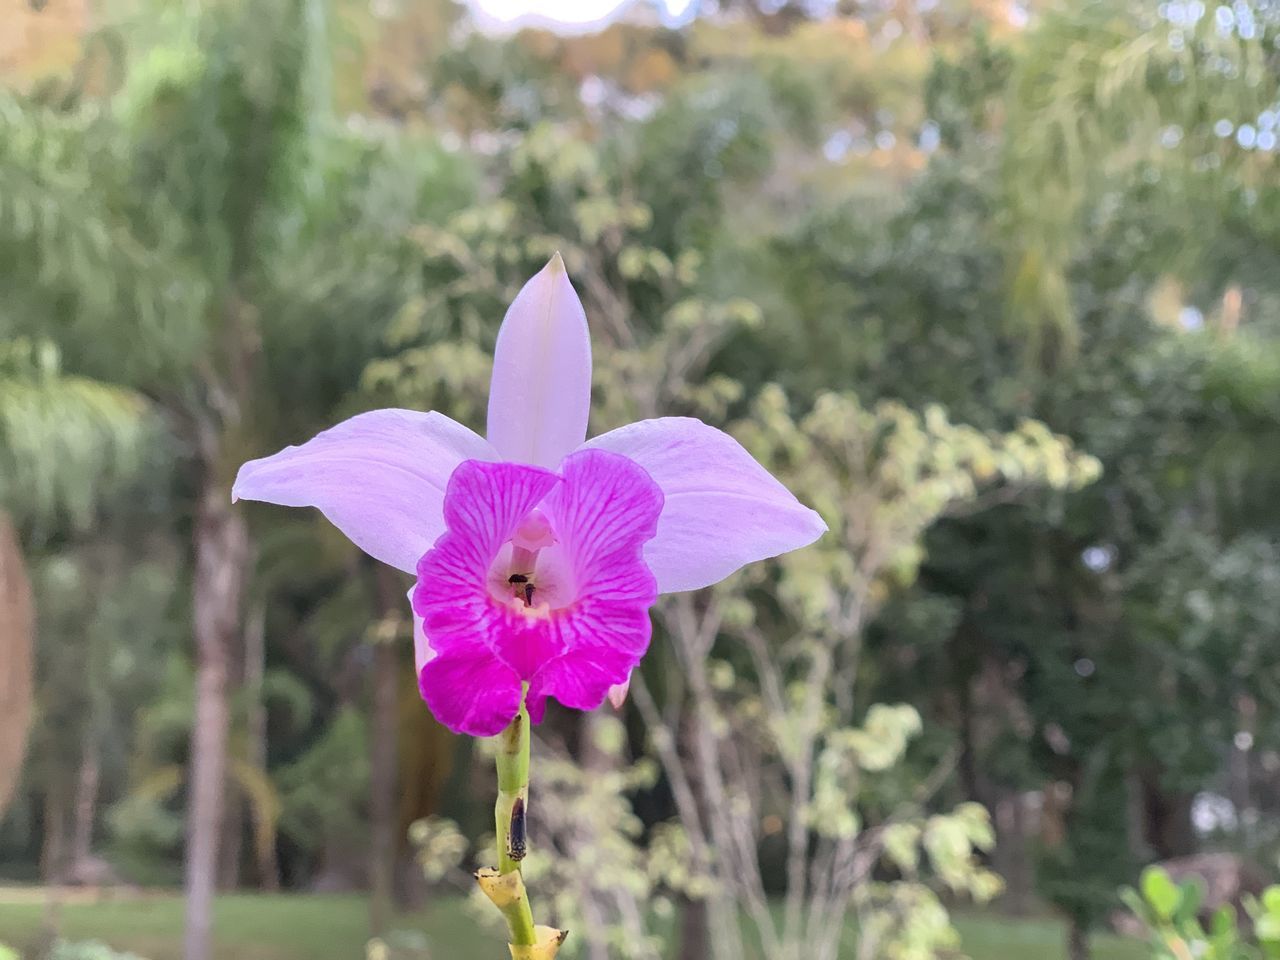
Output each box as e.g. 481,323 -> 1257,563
0,891 -> 1146,960
955,912 -> 1143,960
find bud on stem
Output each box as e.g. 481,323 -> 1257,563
484,691 -> 538,948
495,697 -> 531,876
478,690 -> 568,956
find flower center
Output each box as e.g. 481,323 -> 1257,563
487,510 -> 574,614
506,546 -> 540,607
507,572 -> 536,607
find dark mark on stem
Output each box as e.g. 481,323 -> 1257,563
508,796 -> 527,862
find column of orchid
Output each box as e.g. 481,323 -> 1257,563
232,254 -> 826,957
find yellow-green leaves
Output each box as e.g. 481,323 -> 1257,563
882,823 -> 923,875
1122,865 -> 1280,959
409,816 -> 468,883
733,386 -> 1100,629
847,704 -> 923,772
1140,865 -> 1183,921
810,706 -> 924,840
923,807 -> 1000,899
854,810 -> 1002,960
853,883 -> 960,960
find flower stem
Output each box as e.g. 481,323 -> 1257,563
492,694 -> 535,946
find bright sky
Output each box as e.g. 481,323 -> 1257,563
470,0 -> 698,29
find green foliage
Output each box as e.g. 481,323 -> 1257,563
0,91 -> 206,384
854,882 -> 961,960
408,816 -> 468,883
5,0 -> 1280,944
1122,528 -> 1280,792
1000,1 -> 1280,362
736,386 -> 1099,623
276,707 -> 370,853
474,716 -> 672,960
46,943 -> 151,960
0,893 -> 1150,960
24,544 -> 184,867
1035,748 -> 1133,930
1123,865 -> 1280,960
0,339 -> 158,538
3,0 -> 476,892
852,805 -> 1003,960
106,791 -> 185,876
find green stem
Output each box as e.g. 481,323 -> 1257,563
494,693 -> 535,946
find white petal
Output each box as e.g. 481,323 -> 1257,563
585,417 -> 827,593
233,409 -> 497,573
486,254 -> 592,468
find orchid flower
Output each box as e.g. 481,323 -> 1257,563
233,254 -> 825,738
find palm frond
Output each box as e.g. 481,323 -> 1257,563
0,93 -> 208,383
1001,1 -> 1280,363
0,338 -> 160,537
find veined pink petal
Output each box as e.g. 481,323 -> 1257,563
409,587 -> 434,674
414,460 -> 560,735
418,648 -> 523,738
584,417 -> 827,593
409,465 -> 550,737
529,639 -> 644,715
539,448 -> 663,605
233,409 -> 497,574
414,461 -> 561,662
607,675 -> 631,710
486,254 -> 592,469
527,449 -> 661,717
412,451 -> 661,734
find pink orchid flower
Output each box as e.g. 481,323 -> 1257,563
233,255 -> 825,737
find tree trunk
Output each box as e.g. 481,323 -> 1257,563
184,476 -> 249,960
1229,697 -> 1254,847
243,599 -> 279,891
41,782 -> 68,884
369,639 -> 398,933
368,568 -> 401,936
70,736 -> 100,869
672,694 -> 739,960
0,510 -> 34,821
1066,917 -> 1090,960
217,794 -> 244,890
368,566 -> 401,936
577,710 -> 624,960
1141,775 -> 1197,860
217,622 -> 246,892
993,791 -> 1032,916
676,897 -> 711,960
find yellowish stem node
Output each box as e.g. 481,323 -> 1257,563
508,926 -> 570,960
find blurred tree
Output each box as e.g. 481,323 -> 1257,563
366,52 -> 1103,955
0,515 -> 33,824
0,0 -> 473,951
28,542 -> 182,884
4,3 -> 1280,956
0,0 -> 90,85
1000,0 -> 1280,365
0,338 -> 155,826
755,9 -> 1280,956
